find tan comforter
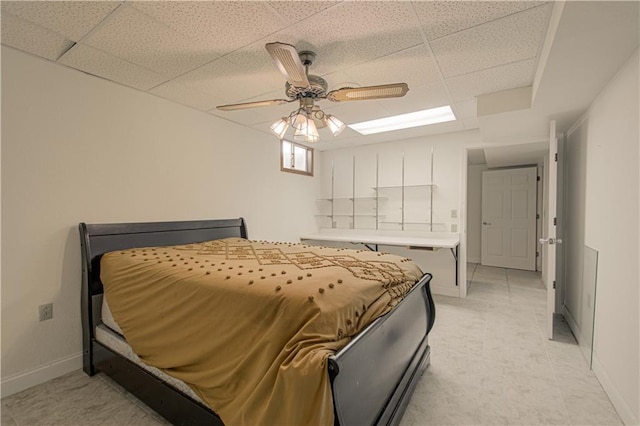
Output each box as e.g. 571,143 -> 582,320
101,238 -> 422,426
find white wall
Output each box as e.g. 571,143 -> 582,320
318,130 -> 482,297
0,47 -> 319,395
564,49 -> 639,425
466,163 -> 488,263
563,121 -> 587,335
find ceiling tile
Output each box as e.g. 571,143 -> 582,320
289,1 -> 423,75
151,80 -> 224,112
267,1 -> 341,22
321,100 -> 390,124
454,99 -> 477,118
386,81 -> 452,114
130,1 -> 287,56
431,4 -> 550,78
412,1 -> 546,41
83,5 -> 217,79
1,1 -> 121,41
341,45 -> 441,89
445,59 -> 536,102
58,43 -> 168,90
168,58 -> 284,105
1,13 -> 74,61
222,28 -> 304,84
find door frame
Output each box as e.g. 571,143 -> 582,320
459,140 -> 550,298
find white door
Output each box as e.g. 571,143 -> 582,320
541,121 -> 559,339
481,167 -> 537,270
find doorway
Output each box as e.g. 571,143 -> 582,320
461,141 -> 548,299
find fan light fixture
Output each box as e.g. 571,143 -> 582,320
270,102 -> 346,143
217,42 -> 411,143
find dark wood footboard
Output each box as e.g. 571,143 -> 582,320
329,273 -> 434,426
80,218 -> 435,426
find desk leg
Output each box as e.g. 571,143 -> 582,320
450,246 -> 459,286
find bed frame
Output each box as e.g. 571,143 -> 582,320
80,218 -> 435,426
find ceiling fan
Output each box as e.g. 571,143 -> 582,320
216,42 -> 409,142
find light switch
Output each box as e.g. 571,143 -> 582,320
451,209 -> 457,218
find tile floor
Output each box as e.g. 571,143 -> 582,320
1,264 -> 621,425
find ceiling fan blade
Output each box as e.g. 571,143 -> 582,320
327,83 -> 409,102
265,42 -> 309,89
216,99 -> 291,111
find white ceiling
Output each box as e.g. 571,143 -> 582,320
1,1 -> 638,159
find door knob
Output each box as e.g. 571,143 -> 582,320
539,238 -> 563,245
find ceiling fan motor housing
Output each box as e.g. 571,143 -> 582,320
285,74 -> 328,99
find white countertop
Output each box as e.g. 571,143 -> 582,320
300,229 -> 460,249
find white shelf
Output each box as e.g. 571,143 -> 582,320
373,184 -> 436,190
316,150 -> 442,231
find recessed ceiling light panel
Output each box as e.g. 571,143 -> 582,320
349,105 -> 456,135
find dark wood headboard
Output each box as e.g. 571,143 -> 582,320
79,217 -> 247,374
80,218 -> 247,296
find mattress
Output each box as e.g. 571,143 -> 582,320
96,304 -> 203,404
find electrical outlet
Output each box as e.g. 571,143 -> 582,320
39,303 -> 53,321
451,209 -> 457,218
451,224 -> 458,232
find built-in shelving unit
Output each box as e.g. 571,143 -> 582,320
316,149 -> 442,231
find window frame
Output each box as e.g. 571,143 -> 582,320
280,139 -> 314,177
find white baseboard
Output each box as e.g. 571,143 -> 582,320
562,305 -> 582,343
1,352 -> 83,398
592,354 -> 639,426
467,257 -> 480,264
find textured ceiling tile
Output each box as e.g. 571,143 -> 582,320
445,59 -> 536,102
268,1 -> 341,22
290,1 -> 423,75
376,81 -> 453,116
1,1 -> 121,41
454,99 -> 477,118
1,13 -> 74,61
130,1 -> 287,56
321,101 -> 390,124
319,70 -> 356,91
412,1 -> 546,41
83,5 -> 217,79
223,28 -> 304,83
431,4 -> 550,78
342,45 -> 441,89
170,58 -> 284,104
58,43 -> 168,90
151,80 -> 224,112
210,108 -> 277,129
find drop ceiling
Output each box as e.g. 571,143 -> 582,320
1,1 -> 638,154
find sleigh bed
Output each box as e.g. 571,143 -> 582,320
80,218 -> 435,425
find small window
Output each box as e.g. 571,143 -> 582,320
281,140 -> 313,176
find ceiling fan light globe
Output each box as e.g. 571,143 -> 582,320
291,111 -> 308,130
293,119 -> 320,143
270,117 -> 290,139
325,115 -> 346,136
